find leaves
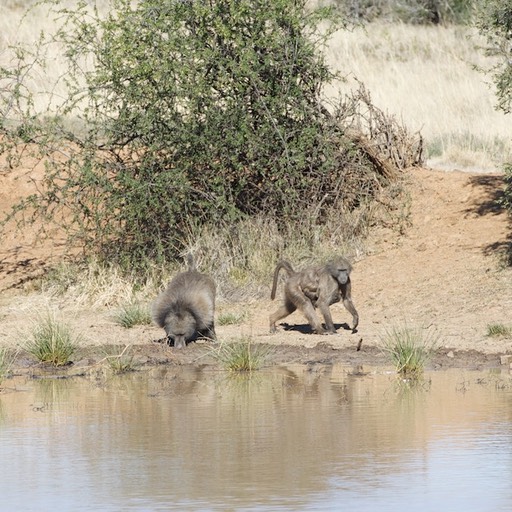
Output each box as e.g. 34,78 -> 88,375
1,0 -> 421,271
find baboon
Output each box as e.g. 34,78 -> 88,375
152,255 -> 216,349
269,257 -> 359,335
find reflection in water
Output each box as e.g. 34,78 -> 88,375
0,366 -> 511,511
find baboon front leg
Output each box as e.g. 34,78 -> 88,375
269,301 -> 297,333
317,301 -> 336,334
198,323 -> 217,342
300,300 -> 327,334
343,298 -> 359,332
340,281 -> 358,331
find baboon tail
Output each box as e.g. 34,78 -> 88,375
270,260 -> 295,300
186,253 -> 196,272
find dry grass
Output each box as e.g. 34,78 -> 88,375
31,213 -> 367,305
2,6 -> 508,171
324,22 -> 511,172
35,259 -> 162,308
0,1 -> 108,117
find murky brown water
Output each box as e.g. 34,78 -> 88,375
0,365 -> 511,511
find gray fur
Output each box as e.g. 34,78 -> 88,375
269,256 -> 359,335
152,256 -> 216,348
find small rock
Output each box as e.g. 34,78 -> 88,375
447,351 -> 454,358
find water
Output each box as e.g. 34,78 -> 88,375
0,365 -> 511,511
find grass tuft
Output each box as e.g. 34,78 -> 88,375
0,347 -> 15,384
101,345 -> 137,374
217,311 -> 248,326
26,314 -> 78,366
210,337 -> 272,372
486,323 -> 512,338
381,325 -> 438,378
114,301 -> 152,328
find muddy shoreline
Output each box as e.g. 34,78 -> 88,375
5,341 -> 511,381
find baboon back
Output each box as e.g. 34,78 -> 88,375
152,267 -> 216,348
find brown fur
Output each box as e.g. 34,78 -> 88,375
152,255 -> 216,348
269,257 -> 359,335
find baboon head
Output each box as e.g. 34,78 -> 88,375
326,258 -> 352,286
164,310 -> 196,349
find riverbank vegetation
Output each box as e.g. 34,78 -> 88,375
381,325 -> 439,378
25,313 -> 78,366
0,0 -> 510,309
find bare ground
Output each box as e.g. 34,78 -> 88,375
1,166 -> 511,373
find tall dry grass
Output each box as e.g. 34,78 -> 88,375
28,207 -> 371,306
2,5 -> 507,168
325,23 -> 511,172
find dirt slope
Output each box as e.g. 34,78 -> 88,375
1,166 -> 511,359
223,167 -> 512,355
353,167 -> 512,354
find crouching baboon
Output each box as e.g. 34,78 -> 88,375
269,257 -> 359,335
152,255 -> 216,348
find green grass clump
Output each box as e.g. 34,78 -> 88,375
217,311 -> 248,326
211,338 -> 271,372
26,315 -> 78,366
114,302 -> 152,328
381,326 -> 438,378
486,323 -> 512,338
102,345 -> 137,374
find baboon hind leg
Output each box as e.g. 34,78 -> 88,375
269,301 -> 297,333
288,287 -> 326,334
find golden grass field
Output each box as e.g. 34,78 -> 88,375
325,22 -> 511,172
1,2 -> 510,173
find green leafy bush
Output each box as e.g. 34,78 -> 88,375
476,0 -> 512,248
475,1 -> 512,115
1,0 -> 421,272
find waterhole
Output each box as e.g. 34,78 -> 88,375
0,365 -> 511,511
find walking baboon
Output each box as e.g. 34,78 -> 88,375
269,257 -> 359,335
152,255 -> 216,348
